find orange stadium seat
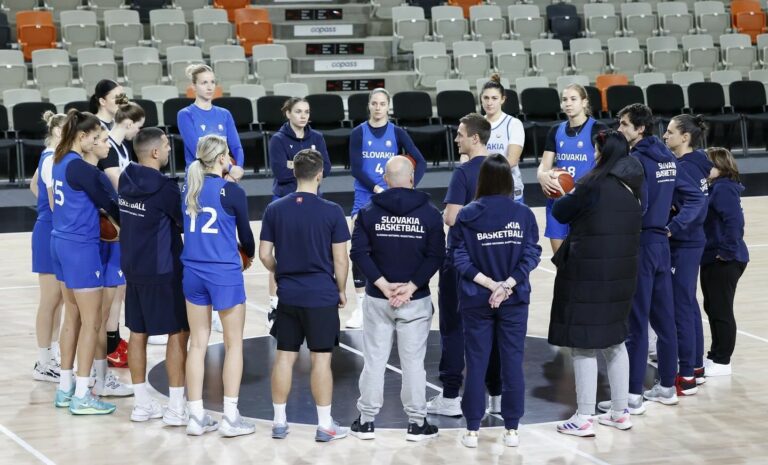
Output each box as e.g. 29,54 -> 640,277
213,0 -> 250,21
595,73 -> 629,112
447,0 -> 483,19
234,8 -> 274,55
731,0 -> 767,43
16,11 -> 57,61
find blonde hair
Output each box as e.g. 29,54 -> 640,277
185,63 -> 214,84
42,110 -> 67,148
563,84 -> 591,117
185,135 -> 228,218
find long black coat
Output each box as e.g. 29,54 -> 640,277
547,157 -> 644,349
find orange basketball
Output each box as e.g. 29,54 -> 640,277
238,245 -> 251,271
545,169 -> 575,200
99,212 -> 119,242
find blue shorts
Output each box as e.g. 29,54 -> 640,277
125,278 -> 189,335
99,241 -> 126,287
545,198 -> 570,240
182,268 -> 246,311
51,236 -> 103,289
32,220 -> 54,274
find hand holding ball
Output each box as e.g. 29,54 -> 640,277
545,169 -> 575,199
239,245 -> 252,271
99,212 -> 119,242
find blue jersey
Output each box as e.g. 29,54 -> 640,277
554,117 -> 597,181
35,149 -> 54,223
181,176 -> 240,284
353,122 -> 398,214
51,152 -> 99,243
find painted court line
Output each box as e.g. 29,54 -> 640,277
0,423 -> 57,465
701,317 -> 768,344
528,428 -> 613,465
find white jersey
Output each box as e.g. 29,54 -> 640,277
487,112 -> 525,200
107,136 -> 131,172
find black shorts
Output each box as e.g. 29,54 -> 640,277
125,279 -> 189,336
269,303 -> 340,352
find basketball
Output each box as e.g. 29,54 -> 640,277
99,212 -> 119,242
239,244 -> 251,271
545,170 -> 575,199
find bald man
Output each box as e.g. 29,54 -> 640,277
349,156 -> 445,441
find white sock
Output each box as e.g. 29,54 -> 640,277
94,359 -> 107,381
38,347 -> 51,366
188,399 -> 204,419
269,296 -> 278,310
317,404 -> 333,429
59,369 -> 73,391
356,293 -> 365,309
223,396 -> 238,419
273,403 -> 287,425
133,383 -> 150,406
74,376 -> 90,398
168,386 -> 185,410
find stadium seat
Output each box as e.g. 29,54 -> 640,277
209,44 -> 249,92
213,0 -> 249,22
60,10 -> 101,59
469,5 -> 507,49
556,74 -> 590,93
16,11 -> 57,61
131,0 -> 172,23
620,2 -> 658,44
177,0 -> 207,22
251,44 -> 290,92
392,6 -> 430,54
193,8 -> 233,56
520,86 -> 560,157
508,5 -> 547,48
392,90 -> 448,165
605,84 -> 645,116
720,33 -> 757,76
491,39 -> 529,81
530,38 -> 568,82
681,34 -> 719,73
2,88 -> 42,129
77,47 -> 118,92
103,9 -> 143,58
166,45 -> 204,92
452,40 -> 490,84
596,73 -> 630,111
731,0 -> 767,43
413,41 -> 451,88
142,85 -> 179,126
711,69 -> 743,106
0,50 -> 28,99
546,2 -> 580,48
569,38 -> 606,82
748,69 -> 768,95
213,96 -> 265,172
515,75 -> 549,94
694,1 -> 730,41
687,81 -> 741,148
436,88 -> 476,161
634,72 -> 667,98
273,82 -> 309,98
371,0 -> 404,21
3,0 -> 37,30
646,83 -> 685,130
729,79 -> 768,152
150,8 -> 190,56
233,8 -> 273,56
123,46 -> 164,96
448,0 -> 482,19
48,87 -> 88,113
671,70 -> 705,106
257,94 -> 290,133
87,0 -> 128,21
583,3 -> 621,45
657,2 -> 695,41
163,96 -> 195,172
229,83 -> 266,123
436,79 -> 471,93
431,6 -> 468,51
305,93 -> 352,168
31,49 -> 72,98
757,33 -> 768,66
608,37 -> 645,76
646,36 -> 684,80
0,12 -> 10,50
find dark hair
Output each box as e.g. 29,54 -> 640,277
617,103 -> 655,137
481,73 -> 505,97
579,130 -> 631,190
672,114 -> 708,150
133,127 -> 166,157
89,79 -> 121,114
281,97 -> 309,115
706,147 -> 740,182
293,148 -> 324,181
475,153 -> 513,199
54,109 -> 101,163
114,101 -> 146,124
460,113 -> 492,145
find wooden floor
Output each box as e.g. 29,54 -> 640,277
1,198 -> 767,465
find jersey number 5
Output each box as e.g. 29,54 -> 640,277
189,207 -> 219,234
54,180 -> 65,206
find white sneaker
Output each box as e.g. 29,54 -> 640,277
426,393 -> 462,416
211,312 -> 224,333
219,412 -> 256,437
704,360 -> 732,377
643,383 -> 678,405
597,394 -> 646,415
556,414 -> 595,437
502,429 -> 519,447
345,307 -> 363,329
461,430 -> 478,448
486,395 -> 501,415
51,344 -> 61,366
93,371 -> 134,397
33,361 -> 60,382
186,413 -> 219,436
162,405 -> 189,426
131,400 -> 163,422
147,335 -> 168,345
597,409 -> 633,430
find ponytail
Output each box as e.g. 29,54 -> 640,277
54,109 -> 101,163
185,134 -> 228,218
42,110 -> 67,148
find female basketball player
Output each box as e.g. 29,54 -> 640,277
182,135 -> 255,437
51,110 -> 120,415
30,111 -> 67,383
90,79 -> 124,130
701,147 -> 749,377
481,74 -> 525,202
663,115 -> 713,394
537,84 -> 608,253
347,88 -> 427,328
450,154 -> 541,448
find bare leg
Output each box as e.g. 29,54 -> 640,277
219,305 -> 245,398
73,289 -> 104,378
128,332 -> 147,384
59,286 -> 81,371
166,331 -> 189,388
98,287 -> 117,359
36,274 -> 63,349
185,301 -> 211,402
107,285 -> 125,332
310,352 -> 333,406
271,350 -> 298,404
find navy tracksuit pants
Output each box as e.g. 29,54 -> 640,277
460,302 -> 527,431
626,242 -> 678,393
671,245 -> 706,375
437,263 -> 502,399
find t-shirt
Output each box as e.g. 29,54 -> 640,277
260,192 -> 350,308
98,137 -> 132,172
444,155 -> 487,207
486,112 -> 525,200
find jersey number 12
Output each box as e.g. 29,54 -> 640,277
188,207 -> 218,234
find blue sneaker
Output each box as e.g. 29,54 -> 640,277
315,420 -> 349,442
272,423 -> 289,439
54,387 -> 75,408
69,392 -> 116,415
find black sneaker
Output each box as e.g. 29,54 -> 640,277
266,308 -> 276,329
350,416 -> 375,440
406,419 -> 439,442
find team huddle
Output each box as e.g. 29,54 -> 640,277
29,69 -> 749,447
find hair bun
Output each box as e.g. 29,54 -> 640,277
115,94 -> 130,106
489,73 -> 501,83
42,110 -> 55,124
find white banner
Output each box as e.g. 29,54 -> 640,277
314,59 -> 375,72
294,24 -> 354,36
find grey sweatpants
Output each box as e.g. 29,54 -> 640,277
356,294 -> 433,424
572,342 -> 629,415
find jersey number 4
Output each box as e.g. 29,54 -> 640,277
188,207 -> 219,234
375,163 -> 384,175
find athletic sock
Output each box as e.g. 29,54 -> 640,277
59,369 -> 73,392
317,404 -> 333,429
273,403 -> 287,425
168,386 -> 185,410
356,293 -> 365,309
133,383 -> 150,406
94,359 -> 107,381
74,376 -> 90,398
188,400 -> 204,419
223,396 -> 238,420
107,330 -> 120,354
38,347 -> 51,366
